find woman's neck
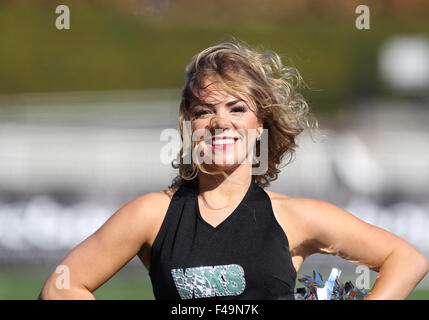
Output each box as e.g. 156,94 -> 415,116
196,165 -> 253,209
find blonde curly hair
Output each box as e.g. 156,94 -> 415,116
170,38 -> 317,189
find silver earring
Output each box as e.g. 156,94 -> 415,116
257,132 -> 261,141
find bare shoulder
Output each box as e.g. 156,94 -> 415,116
264,191 -> 370,253
109,187 -> 178,242
136,187 -> 178,207
264,189 -> 339,224
263,189 -> 301,219
263,189 -> 292,201
134,187 -> 179,241
263,190 -> 332,270
263,190 -> 340,251
263,189 -> 305,215
131,187 -> 179,222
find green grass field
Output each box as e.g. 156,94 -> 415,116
1,265 -> 428,300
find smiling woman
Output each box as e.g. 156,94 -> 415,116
39,38 -> 429,301
186,85 -> 262,177
171,38 -> 316,189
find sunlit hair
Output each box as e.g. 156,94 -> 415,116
169,38 -> 318,189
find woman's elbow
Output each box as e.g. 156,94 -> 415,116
421,255 -> 429,275
38,280 -> 60,300
38,279 -> 95,300
406,247 -> 429,279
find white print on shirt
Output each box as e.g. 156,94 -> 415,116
171,264 -> 246,299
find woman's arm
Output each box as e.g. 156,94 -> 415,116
38,192 -> 166,299
286,198 -> 429,300
363,240 -> 429,299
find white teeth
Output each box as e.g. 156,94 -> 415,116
212,138 -> 236,145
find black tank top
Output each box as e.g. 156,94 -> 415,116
149,177 -> 297,300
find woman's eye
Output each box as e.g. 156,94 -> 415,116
194,110 -> 210,117
232,106 -> 246,112
193,106 -> 246,118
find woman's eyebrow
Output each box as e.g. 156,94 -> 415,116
226,99 -> 245,106
199,99 -> 245,108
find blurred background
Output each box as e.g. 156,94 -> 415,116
1,0 -> 429,299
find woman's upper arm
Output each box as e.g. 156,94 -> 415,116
46,192 -> 166,293
289,198 -> 422,272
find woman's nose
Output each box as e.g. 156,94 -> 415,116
209,115 -> 233,132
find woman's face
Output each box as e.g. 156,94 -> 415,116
189,79 -> 263,171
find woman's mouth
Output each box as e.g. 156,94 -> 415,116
210,136 -> 239,150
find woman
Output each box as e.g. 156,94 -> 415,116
39,39 -> 429,300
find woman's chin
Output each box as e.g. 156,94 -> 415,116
203,162 -> 240,172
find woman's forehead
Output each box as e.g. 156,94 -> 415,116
190,86 -> 252,108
